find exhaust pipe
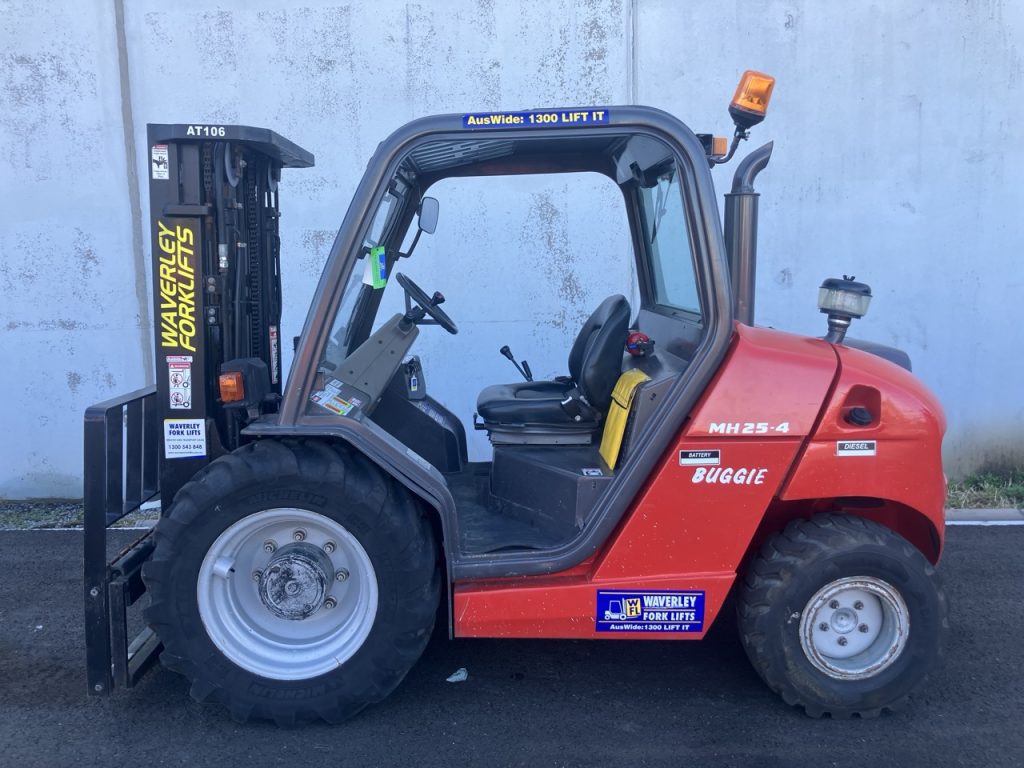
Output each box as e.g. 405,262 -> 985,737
723,141 -> 773,325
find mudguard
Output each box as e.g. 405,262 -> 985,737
243,417 -> 460,573
779,343 -> 947,560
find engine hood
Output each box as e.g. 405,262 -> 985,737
841,337 -> 912,371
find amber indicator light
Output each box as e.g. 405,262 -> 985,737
219,372 -> 245,402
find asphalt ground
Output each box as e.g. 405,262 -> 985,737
0,527 -> 1020,768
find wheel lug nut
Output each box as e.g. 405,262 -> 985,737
818,623 -> 829,632
336,568 -> 349,582
263,540 -> 276,553
829,600 -> 839,609
837,637 -> 848,647
853,600 -> 864,610
293,529 -> 306,542
323,541 -> 336,554
323,597 -> 337,609
252,570 -> 263,582
859,624 -> 869,633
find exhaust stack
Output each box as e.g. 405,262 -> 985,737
723,141 -> 773,326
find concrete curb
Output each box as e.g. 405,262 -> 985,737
946,508 -> 1024,524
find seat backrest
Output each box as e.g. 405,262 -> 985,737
568,295 -> 631,411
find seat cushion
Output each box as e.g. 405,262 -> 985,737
476,380 -> 598,428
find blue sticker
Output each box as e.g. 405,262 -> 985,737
596,590 -> 705,633
462,109 -> 610,129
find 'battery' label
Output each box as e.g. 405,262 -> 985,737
679,449 -> 720,466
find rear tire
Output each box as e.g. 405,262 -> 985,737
737,514 -> 947,718
142,439 -> 440,725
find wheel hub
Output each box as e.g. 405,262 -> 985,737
799,576 -> 910,680
830,606 -> 858,634
257,543 -> 334,620
197,508 -> 379,680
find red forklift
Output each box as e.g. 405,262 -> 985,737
84,72 -> 947,724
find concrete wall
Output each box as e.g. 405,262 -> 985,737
1,0 -> 149,497
1,0 -> 1021,496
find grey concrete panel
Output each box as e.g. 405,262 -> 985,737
636,0 -> 1024,477
0,0 -> 148,497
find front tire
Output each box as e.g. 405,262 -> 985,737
142,439 -> 440,725
737,514 -> 947,718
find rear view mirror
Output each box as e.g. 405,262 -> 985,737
418,197 -> 439,234
400,197 -> 440,259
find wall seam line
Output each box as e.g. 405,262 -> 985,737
628,0 -> 638,103
114,0 -> 153,386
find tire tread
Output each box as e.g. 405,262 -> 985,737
143,438 -> 440,725
737,513 -> 947,718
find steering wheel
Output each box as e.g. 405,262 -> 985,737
396,272 -> 458,335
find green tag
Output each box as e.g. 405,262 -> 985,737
369,246 -> 387,289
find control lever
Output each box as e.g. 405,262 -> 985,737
499,345 -> 534,382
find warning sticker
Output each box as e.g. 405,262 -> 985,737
596,590 -> 705,633
166,355 -> 192,409
310,379 -> 363,417
320,395 -> 356,416
163,419 -> 206,459
269,326 -> 280,385
151,144 -> 169,179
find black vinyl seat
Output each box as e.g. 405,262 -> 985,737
477,295 -> 631,440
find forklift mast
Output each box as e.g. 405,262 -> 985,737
84,124 -> 312,696
146,124 -> 314,508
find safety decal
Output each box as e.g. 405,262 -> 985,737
596,590 -> 704,633
310,379 -> 362,417
166,355 -> 192,410
679,449 -> 720,466
320,395 -> 356,416
163,419 -> 206,459
151,144 -> 169,179
837,440 -> 876,457
269,326 -> 280,385
462,109 -> 609,129
691,466 -> 767,485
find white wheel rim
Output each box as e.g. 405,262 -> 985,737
799,576 -> 910,680
197,508 -> 378,681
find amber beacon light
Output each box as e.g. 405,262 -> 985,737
729,70 -> 775,130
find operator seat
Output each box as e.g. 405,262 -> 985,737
476,295 -> 631,444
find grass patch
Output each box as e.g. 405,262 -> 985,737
0,501 -> 159,530
947,469 -> 1024,509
